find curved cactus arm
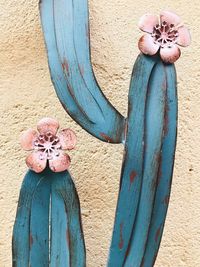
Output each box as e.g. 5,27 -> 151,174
72,0 -> 123,129
124,61 -> 166,267
12,170 -> 45,267
51,171 -> 86,267
53,0 -> 105,123
29,174 -> 51,267
107,54 -> 158,267
39,0 -> 126,143
39,0 -> 90,129
142,64 -> 177,267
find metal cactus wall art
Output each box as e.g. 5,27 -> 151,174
12,0 -> 191,266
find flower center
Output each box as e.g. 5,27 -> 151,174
152,21 -> 179,48
34,132 -> 61,160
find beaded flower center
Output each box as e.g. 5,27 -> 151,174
152,21 -> 179,48
34,132 -> 61,160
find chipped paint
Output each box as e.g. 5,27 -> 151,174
155,226 -> 161,243
119,223 -> 124,250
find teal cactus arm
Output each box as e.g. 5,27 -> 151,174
124,60 -> 166,267
12,170 -> 42,267
12,168 -> 85,267
142,64 -> 177,266
51,171 -> 86,267
107,54 -> 159,267
39,0 -> 126,143
29,175 -> 51,266
50,175 -> 70,266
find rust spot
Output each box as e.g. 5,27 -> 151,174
30,234 -> 33,247
155,226 -> 161,243
125,242 -> 131,258
124,121 -> 128,141
155,153 -> 162,187
62,58 -> 70,76
127,100 -> 132,118
119,223 -> 124,249
66,228 -> 70,247
100,133 -> 114,143
130,171 -> 137,184
163,195 -> 170,205
67,84 -> 76,98
164,102 -> 169,135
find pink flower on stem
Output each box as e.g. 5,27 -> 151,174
138,11 -> 191,63
20,118 -> 77,173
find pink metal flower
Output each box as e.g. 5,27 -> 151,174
20,118 -> 77,173
138,11 -> 191,63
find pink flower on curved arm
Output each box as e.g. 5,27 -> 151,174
20,118 -> 77,173
138,11 -> 191,63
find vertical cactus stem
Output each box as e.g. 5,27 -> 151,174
29,171 -> 51,267
40,0 -> 126,143
12,171 -> 46,267
50,173 -> 70,267
124,60 -> 166,267
107,54 -> 158,267
51,171 -> 86,267
142,63 -> 177,267
12,168 -> 86,267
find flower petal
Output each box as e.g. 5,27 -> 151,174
160,45 -> 181,63
138,34 -> 160,56
20,129 -> 38,150
37,117 -> 59,135
177,26 -> 191,47
160,11 -> 181,26
58,129 -> 77,150
138,14 -> 159,33
26,152 -> 47,173
49,152 -> 71,172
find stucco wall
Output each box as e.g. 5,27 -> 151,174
0,0 -> 199,266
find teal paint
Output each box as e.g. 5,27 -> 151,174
50,171 -> 86,267
12,1 -> 178,266
12,169 -> 86,266
12,171 -> 42,267
29,176 -> 51,267
108,54 -> 158,267
124,61 -> 167,267
142,64 -> 177,266
40,0 -> 126,143
50,176 -> 70,267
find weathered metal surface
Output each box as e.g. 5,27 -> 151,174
142,63 -> 177,266
107,54 -> 168,267
12,169 -> 86,267
50,175 -> 70,266
39,0 -> 126,143
12,170 -> 42,267
29,176 -> 51,266
124,61 -> 166,267
38,1 -> 178,266
50,171 -> 86,267
107,54 -> 158,267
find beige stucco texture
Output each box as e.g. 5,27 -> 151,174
0,0 -> 199,266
